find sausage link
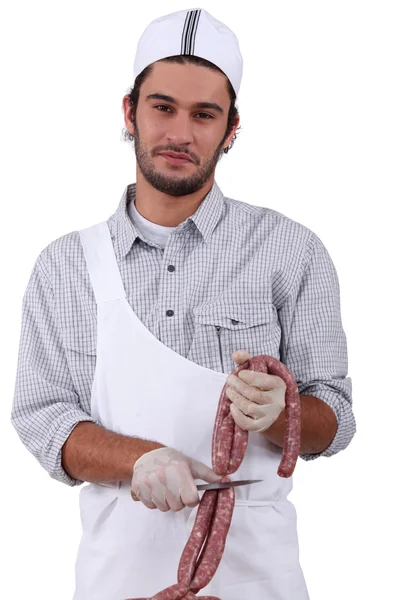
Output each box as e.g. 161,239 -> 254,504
212,412 -> 235,474
150,582 -> 188,599
223,358 -> 253,473
251,355 -> 301,477
189,483 -> 235,590
184,590 -> 221,600
225,421 -> 248,474
177,490 -> 218,586
212,358 -> 251,475
211,385 -> 232,475
128,591 -> 223,598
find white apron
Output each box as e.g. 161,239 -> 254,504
73,221 -> 309,600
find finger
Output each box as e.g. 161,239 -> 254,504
148,472 -> 170,512
257,404 -> 286,432
189,458 -> 222,484
238,370 -> 286,392
164,462 -> 199,507
150,496 -> 170,511
137,482 -> 157,509
165,489 -> 185,512
226,386 -> 264,419
230,404 -> 261,432
180,481 -> 200,508
178,467 -> 200,507
164,464 -> 196,509
226,374 -> 266,405
232,349 -> 252,364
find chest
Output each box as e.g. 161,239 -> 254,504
57,236 -> 284,376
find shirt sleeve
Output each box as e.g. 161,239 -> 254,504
11,249 -> 98,486
278,232 -> 356,460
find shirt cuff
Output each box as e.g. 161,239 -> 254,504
298,385 -> 356,461
43,414 -> 100,487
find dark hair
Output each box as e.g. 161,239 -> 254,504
122,55 -> 241,154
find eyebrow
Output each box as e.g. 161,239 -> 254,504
146,93 -> 224,114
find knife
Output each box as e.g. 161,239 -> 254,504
196,479 -> 262,491
131,479 -> 263,501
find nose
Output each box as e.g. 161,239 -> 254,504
166,113 -> 194,148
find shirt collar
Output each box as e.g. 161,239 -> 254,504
108,180 -> 225,260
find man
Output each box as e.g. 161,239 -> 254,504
11,8 -> 356,600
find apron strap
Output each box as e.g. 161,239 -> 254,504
79,222 -> 126,304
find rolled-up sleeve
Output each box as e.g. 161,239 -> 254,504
11,250 -> 97,486
278,232 -> 356,460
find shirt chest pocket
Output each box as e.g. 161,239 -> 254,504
189,302 -> 282,374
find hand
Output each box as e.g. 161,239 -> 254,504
131,447 -> 221,512
225,350 -> 286,433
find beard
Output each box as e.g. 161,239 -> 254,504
131,115 -> 227,197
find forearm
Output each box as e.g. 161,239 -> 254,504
61,422 -> 165,483
264,394 -> 338,455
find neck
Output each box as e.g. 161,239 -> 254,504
134,169 -> 214,227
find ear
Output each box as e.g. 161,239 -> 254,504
223,114 -> 240,151
122,94 -> 135,134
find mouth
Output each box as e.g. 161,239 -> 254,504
159,153 -> 193,165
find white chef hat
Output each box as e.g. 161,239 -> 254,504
133,8 -> 243,97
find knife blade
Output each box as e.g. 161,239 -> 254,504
196,479 -> 263,491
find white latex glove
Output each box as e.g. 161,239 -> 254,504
131,447 -> 221,512
225,350 -> 286,433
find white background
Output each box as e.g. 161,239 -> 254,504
1,1 -> 399,598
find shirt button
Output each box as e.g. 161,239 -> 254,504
231,319 -> 239,325
166,310 -> 174,317
167,265 -> 176,272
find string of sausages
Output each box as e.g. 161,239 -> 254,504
128,354 -> 301,600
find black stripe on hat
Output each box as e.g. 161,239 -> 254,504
181,9 -> 201,55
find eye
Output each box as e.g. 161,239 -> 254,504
154,106 -> 213,119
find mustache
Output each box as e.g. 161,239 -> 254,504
154,147 -> 198,164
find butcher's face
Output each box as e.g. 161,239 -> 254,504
123,61 -> 239,196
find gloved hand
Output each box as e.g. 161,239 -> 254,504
131,447 -> 221,512
226,349 -> 286,432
